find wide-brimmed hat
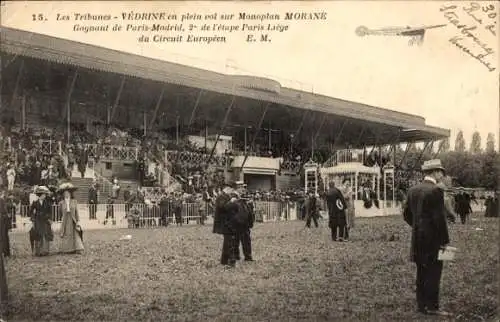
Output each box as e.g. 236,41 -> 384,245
35,186 -> 51,196
421,159 -> 445,173
222,186 -> 235,195
57,182 -> 78,193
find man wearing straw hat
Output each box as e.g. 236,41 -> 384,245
403,159 -> 451,316
30,186 -> 54,256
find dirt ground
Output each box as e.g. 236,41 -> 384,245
2,215 -> 498,321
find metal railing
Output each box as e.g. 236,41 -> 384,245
165,150 -> 229,168
9,201 -> 299,230
279,160 -> 301,173
85,144 -> 139,160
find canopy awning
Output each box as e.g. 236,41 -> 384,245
321,162 -> 380,175
1,27 -> 450,146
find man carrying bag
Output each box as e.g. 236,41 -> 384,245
403,159 -> 451,317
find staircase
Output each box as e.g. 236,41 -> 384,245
70,177 -> 94,203
118,179 -> 140,201
276,174 -> 300,191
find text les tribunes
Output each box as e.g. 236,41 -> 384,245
53,10 -> 327,45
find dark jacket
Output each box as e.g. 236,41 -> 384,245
88,187 -> 98,204
325,188 -> 347,227
213,193 -> 238,235
403,179 -> 450,264
30,199 -> 54,241
0,197 -> 8,231
325,188 -> 347,216
304,196 -> 319,219
232,199 -> 255,231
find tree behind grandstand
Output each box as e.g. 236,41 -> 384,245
396,137 -> 499,189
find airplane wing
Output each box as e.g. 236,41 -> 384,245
398,24 -> 447,35
366,24 -> 447,36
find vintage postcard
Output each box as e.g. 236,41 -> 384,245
0,1 -> 498,321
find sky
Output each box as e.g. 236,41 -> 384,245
2,1 -> 499,149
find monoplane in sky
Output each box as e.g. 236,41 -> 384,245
355,24 -> 447,46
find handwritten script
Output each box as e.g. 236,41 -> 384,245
440,3 -> 497,72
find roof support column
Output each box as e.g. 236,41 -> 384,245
187,89 -> 204,128
433,139 -> 444,158
353,125 -> 367,148
397,142 -> 412,169
410,140 -> 433,171
393,143 -> 397,169
291,110 -> 309,145
109,76 -> 126,125
66,69 -> 78,145
240,102 -> 271,171
9,59 -> 24,112
367,127 -> 384,157
206,96 -> 236,166
148,88 -> 165,130
311,115 -> 328,159
332,119 -> 349,148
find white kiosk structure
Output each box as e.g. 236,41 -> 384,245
320,149 -> 399,217
303,160 -> 319,194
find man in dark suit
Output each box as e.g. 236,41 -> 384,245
403,159 -> 451,316
88,182 -> 98,220
213,184 -> 238,268
455,188 -> 472,224
325,181 -> 348,241
304,192 -> 320,228
0,190 -> 11,257
233,182 -> 255,262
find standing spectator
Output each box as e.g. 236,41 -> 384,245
88,182 -> 98,220
104,196 -> 115,225
159,194 -> 170,226
30,161 -> 42,186
326,181 -> 348,241
112,178 -> 120,200
341,180 -> 355,241
57,182 -> 84,254
174,194 -> 183,226
77,146 -> 88,178
6,164 -> 15,191
196,194 -> 206,225
304,192 -> 320,228
455,188 -> 472,224
0,190 -> 11,257
67,148 -> 75,174
30,186 -> 54,257
233,183 -> 255,261
403,159 -> 451,316
6,194 -> 16,230
123,185 -> 131,212
213,184 -> 238,268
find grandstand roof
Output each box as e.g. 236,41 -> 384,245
1,27 -> 449,146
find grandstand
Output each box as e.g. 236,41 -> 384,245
1,27 -> 449,229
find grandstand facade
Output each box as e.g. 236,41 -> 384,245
1,27 -> 450,228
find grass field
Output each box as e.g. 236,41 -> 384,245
3,214 -> 499,321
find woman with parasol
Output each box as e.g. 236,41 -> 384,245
29,186 -> 54,256
57,182 -> 84,254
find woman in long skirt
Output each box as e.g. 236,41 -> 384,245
30,186 -> 54,256
58,183 -> 84,254
342,180 -> 355,241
